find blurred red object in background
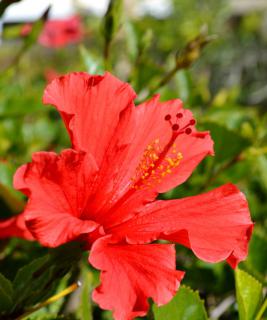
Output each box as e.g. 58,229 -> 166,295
20,16 -> 83,48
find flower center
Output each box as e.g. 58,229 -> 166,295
97,111 -> 196,230
131,139 -> 182,189
131,112 -> 195,190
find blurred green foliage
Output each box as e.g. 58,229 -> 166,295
0,0 -> 266,319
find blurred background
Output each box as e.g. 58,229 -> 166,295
0,0 -> 266,319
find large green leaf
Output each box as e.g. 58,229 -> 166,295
12,255 -> 49,311
235,268 -> 263,320
0,273 -> 13,313
201,121 -> 251,164
153,286 -> 208,320
11,242 -> 82,315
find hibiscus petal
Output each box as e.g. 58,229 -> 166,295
43,72 -> 136,165
155,129 -> 214,193
84,96 -> 213,227
25,212 -> 98,247
110,184 -> 253,267
89,236 -> 184,320
44,75 -> 213,229
0,212 -> 33,240
95,96 -> 213,195
13,149 -> 99,247
133,97 -> 214,193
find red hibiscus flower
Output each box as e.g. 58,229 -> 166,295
0,72 -> 253,320
20,16 -> 83,48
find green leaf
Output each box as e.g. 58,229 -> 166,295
254,155 -> 267,193
11,242 -> 82,314
124,21 -> 138,62
79,45 -> 104,75
235,268 -> 263,320
153,285 -> 208,320
174,70 -> 192,103
12,255 -> 49,311
102,0 -> 123,67
201,121 -> 251,164
0,273 -> 13,298
246,231 -> 267,278
0,273 -> 13,313
102,0 -> 123,44
203,106 -> 257,132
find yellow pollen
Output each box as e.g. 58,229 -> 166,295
131,138 -> 183,190
166,158 -> 174,166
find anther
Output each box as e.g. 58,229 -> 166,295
176,113 -> 183,118
165,114 -> 172,121
172,124 -> 179,131
185,128 -> 192,135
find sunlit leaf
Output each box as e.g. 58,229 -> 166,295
235,268 -> 263,320
153,286 -> 208,320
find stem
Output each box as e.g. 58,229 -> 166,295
138,32 -> 216,103
147,306 -> 155,320
255,298 -> 267,320
16,282 -> 81,320
138,58 -> 191,104
150,65 -> 179,96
